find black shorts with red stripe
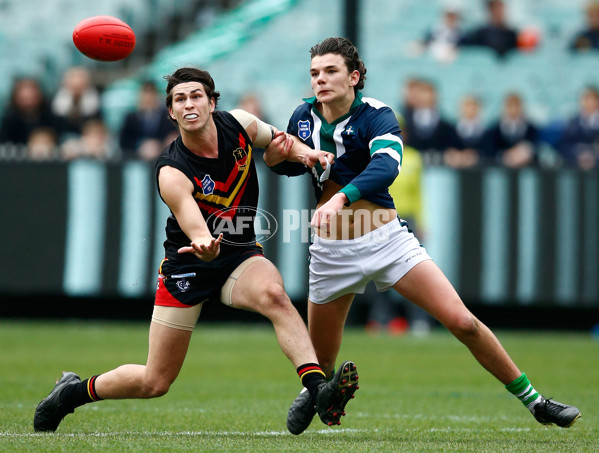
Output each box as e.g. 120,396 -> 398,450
155,244 -> 263,308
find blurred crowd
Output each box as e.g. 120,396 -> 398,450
0,0 -> 598,171
402,0 -> 599,172
0,67 -> 179,162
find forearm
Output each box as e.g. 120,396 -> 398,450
172,198 -> 214,244
341,153 -> 400,204
263,140 -> 288,166
264,135 -> 313,165
287,135 -> 316,165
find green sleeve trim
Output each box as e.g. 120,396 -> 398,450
339,184 -> 361,205
370,139 -> 403,158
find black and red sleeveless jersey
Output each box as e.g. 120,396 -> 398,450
155,111 -> 260,264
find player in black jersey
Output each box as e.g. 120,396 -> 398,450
34,67 -> 357,433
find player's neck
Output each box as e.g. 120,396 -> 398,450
181,119 -> 218,158
319,93 -> 355,123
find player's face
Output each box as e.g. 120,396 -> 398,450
168,82 -> 215,133
310,53 -> 359,105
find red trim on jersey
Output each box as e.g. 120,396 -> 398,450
214,163 -> 241,192
195,199 -> 237,219
194,170 -> 251,220
239,133 -> 246,149
155,276 -> 188,308
229,169 -> 250,208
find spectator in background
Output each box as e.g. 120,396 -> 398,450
402,79 -> 454,164
558,86 -> 599,170
119,80 -> 178,161
459,0 -> 518,58
444,95 -> 485,168
61,118 -> 115,161
27,127 -> 58,161
235,92 -> 269,122
0,77 -> 65,145
51,66 -> 102,136
397,77 -> 422,135
411,4 -> 463,63
570,2 -> 599,51
485,93 -> 538,167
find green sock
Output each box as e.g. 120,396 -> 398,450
505,373 -> 542,411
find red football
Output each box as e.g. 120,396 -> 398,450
73,16 -> 136,62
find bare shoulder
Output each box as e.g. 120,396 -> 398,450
157,165 -> 193,200
158,165 -> 187,182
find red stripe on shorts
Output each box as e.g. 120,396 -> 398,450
154,276 -> 188,308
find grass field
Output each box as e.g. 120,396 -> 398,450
0,320 -> 597,452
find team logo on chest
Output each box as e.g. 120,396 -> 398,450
298,120 -> 312,141
233,147 -> 248,169
201,174 -> 215,195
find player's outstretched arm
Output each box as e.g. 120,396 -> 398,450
228,109 -> 292,166
158,165 -> 221,262
285,135 -> 334,169
263,130 -> 294,165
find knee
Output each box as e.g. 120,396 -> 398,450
262,282 -> 292,311
445,311 -> 480,341
142,378 -> 172,398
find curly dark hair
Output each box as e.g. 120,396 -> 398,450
309,37 -> 367,93
164,67 -> 221,112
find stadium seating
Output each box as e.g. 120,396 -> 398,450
0,0 -> 597,135
0,0 -> 206,120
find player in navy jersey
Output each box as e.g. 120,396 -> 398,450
266,37 -> 580,435
34,67 -> 359,433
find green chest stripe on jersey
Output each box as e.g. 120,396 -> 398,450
308,94 -> 364,177
319,122 -> 338,155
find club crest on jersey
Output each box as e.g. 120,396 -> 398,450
201,174 -> 215,195
233,147 -> 248,169
344,126 -> 355,136
298,120 -> 312,141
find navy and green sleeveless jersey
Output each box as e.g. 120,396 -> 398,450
155,111 -> 261,264
272,92 -> 403,208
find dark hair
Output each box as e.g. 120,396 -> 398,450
583,85 -> 599,99
309,37 -> 367,93
164,67 -> 221,110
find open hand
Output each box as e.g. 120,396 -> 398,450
177,234 -> 223,262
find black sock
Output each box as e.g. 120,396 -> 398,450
296,363 -> 326,403
61,375 -> 103,409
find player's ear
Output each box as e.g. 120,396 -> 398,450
349,70 -> 360,87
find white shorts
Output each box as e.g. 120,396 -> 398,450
308,218 -> 432,304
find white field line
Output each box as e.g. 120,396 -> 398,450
0,426 -> 533,438
0,428 -> 371,438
